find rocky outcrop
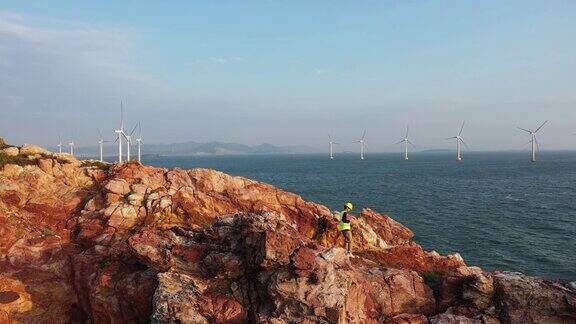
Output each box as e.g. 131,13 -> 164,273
0,141 -> 575,323
493,272 -> 576,324
18,144 -> 50,156
1,147 -> 18,157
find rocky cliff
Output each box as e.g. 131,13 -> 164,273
0,141 -> 575,324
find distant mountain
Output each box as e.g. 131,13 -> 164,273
60,141 -> 320,156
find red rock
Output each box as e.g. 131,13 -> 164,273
493,271 -> 576,324
429,313 -> 481,324
390,313 -> 430,324
292,247 -> 317,270
104,179 -> 131,195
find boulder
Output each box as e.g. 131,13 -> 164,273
462,273 -> 494,310
1,147 -> 19,156
493,272 -> 576,324
152,271 -> 246,324
104,179 -> 131,195
2,164 -> 24,177
19,144 -> 49,156
52,152 -> 79,164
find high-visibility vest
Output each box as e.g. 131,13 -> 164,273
336,211 -> 351,231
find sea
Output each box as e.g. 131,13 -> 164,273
140,151 -> 576,281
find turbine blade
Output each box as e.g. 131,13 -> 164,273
120,100 -> 124,129
405,125 -> 409,139
395,139 -> 404,145
535,136 -> 541,151
458,121 -> 465,136
408,140 -> 416,148
129,123 -> 138,136
446,136 -> 457,140
535,120 -> 548,133
460,138 -> 470,149
517,127 -> 532,133
361,130 -> 366,140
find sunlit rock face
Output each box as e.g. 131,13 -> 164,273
0,143 -> 574,323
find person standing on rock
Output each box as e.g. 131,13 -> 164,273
335,202 -> 356,256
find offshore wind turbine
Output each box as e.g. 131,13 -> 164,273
57,136 -> 63,153
328,134 -> 340,160
354,130 -> 367,160
396,125 -> 415,160
68,140 -> 75,156
124,123 -> 138,161
135,123 -> 143,163
518,121 -> 547,162
446,121 -> 468,161
114,101 -> 125,162
97,129 -> 109,162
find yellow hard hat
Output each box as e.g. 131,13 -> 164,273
344,202 -> 353,210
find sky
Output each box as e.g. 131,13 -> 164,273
0,1 -> 575,152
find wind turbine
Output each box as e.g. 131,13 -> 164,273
354,130 -> 367,160
396,125 -> 416,160
328,134 -> 340,160
135,123 -> 143,163
446,121 -> 468,161
57,136 -> 63,153
518,121 -> 547,162
68,140 -> 75,156
114,101 -> 125,162
97,129 -> 109,162
124,123 -> 138,161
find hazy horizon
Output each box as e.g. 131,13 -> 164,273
1,1 -> 575,152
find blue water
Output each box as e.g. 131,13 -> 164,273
143,152 -> 576,281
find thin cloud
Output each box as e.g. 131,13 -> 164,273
0,12 -> 166,146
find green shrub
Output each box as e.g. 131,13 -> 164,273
0,152 -> 36,167
81,160 -> 110,170
41,228 -> 54,237
421,271 -> 443,288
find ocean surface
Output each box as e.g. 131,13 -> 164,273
142,151 -> 576,281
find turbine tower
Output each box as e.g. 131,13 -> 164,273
57,136 -> 63,154
97,129 -> 109,162
69,140 -> 75,156
124,123 -> 138,161
446,121 -> 468,161
114,101 -> 125,162
354,130 -> 367,160
328,134 -> 339,160
518,121 -> 547,162
396,125 -> 415,160
135,123 -> 143,163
